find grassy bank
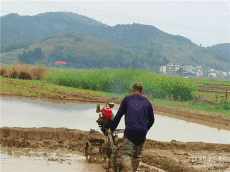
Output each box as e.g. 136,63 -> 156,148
1,76 -> 230,117
0,76 -> 116,98
150,98 -> 230,117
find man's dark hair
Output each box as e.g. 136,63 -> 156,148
132,82 -> 142,92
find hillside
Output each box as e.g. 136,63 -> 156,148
210,43 -> 230,54
209,43 -> 230,63
2,32 -> 169,69
0,12 -> 107,47
92,24 -> 230,70
1,12 -> 230,70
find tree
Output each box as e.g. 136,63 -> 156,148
48,46 -> 64,66
18,51 -> 29,63
33,47 -> 44,60
176,68 -> 183,75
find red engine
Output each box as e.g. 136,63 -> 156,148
102,107 -> 113,119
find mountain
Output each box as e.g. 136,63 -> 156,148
1,12 -> 230,71
210,43 -> 230,54
2,32 -> 169,70
0,12 -> 107,46
209,43 -> 230,63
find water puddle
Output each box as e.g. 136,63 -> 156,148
0,150 -> 104,172
1,97 -> 229,144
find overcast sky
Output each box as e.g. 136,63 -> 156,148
1,1 -> 230,47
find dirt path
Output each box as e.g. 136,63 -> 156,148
1,90 -> 230,131
153,104 -> 230,131
1,127 -> 230,172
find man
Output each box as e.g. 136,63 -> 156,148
108,82 -> 155,172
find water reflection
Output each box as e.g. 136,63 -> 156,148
1,97 -> 229,144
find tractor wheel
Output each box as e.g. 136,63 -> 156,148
96,153 -> 109,164
85,141 -> 92,162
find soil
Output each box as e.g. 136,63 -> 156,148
199,84 -> 230,92
0,127 -> 230,172
1,146 -> 105,172
1,88 -> 230,171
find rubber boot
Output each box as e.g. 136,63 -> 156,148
122,160 -> 132,172
132,162 -> 140,172
102,162 -> 110,169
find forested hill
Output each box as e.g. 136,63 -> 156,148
209,43 -> 230,63
210,43 -> 230,54
2,32 -> 170,70
1,12 -> 107,46
1,12 -> 230,71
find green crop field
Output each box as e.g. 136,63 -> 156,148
43,67 -> 195,100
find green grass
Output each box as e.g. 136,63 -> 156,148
188,77 -> 230,87
148,98 -> 230,117
0,76 -> 118,98
1,76 -> 230,116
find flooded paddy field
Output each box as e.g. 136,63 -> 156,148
1,97 -> 230,171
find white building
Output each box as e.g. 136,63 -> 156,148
165,63 -> 180,74
159,65 -> 167,73
223,72 -> 227,77
194,66 -> 203,76
182,65 -> 193,72
208,72 -> 217,77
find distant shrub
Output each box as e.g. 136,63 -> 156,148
216,99 -> 230,111
1,43 -> 29,53
0,65 -> 9,77
1,62 -> 49,80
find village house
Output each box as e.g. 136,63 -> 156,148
160,63 -> 180,74
159,65 -> 166,73
160,64 -> 204,77
208,72 -> 217,77
194,66 -> 203,77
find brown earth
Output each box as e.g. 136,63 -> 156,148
0,146 -> 106,172
199,84 -> 230,92
1,127 -> 230,172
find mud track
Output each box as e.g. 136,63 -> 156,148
1,127 -> 230,172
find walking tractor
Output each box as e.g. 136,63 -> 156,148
85,102 -> 125,172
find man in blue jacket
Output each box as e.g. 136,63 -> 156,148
108,82 -> 155,172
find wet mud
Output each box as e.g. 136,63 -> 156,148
1,127 -> 230,172
0,147 -> 106,172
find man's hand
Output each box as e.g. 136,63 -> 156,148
108,129 -> 113,135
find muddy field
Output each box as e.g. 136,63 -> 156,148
199,84 -> 230,92
1,127 -> 230,172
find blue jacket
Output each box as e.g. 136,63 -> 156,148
110,94 -> 155,146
